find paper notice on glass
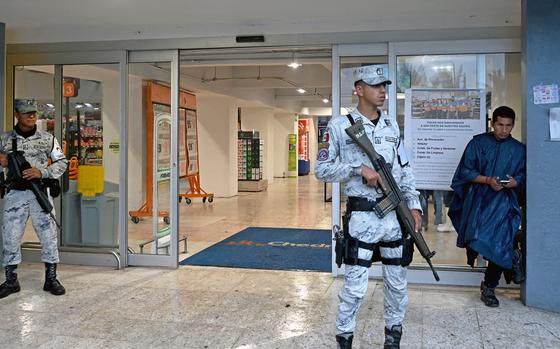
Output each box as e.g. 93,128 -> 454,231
550,107 -> 560,141
533,84 -> 559,105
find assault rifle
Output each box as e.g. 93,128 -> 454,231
345,122 -> 440,281
6,145 -> 61,231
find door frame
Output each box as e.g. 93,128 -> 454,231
126,50 -> 180,268
331,39 -> 521,285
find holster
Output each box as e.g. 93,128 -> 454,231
42,178 -> 61,198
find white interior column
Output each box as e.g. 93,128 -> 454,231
273,113 -> 297,178
197,96 -> 238,197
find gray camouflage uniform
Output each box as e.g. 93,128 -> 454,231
315,109 -> 421,333
1,129 -> 67,266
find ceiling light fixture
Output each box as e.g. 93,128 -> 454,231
322,98 -> 329,104
297,88 -> 306,94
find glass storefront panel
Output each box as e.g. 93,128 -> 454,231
13,64 -> 120,251
13,66 -> 56,246
60,64 -> 120,249
396,53 -> 522,266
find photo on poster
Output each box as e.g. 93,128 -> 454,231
410,89 -> 481,120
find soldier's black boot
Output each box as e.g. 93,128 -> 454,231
335,332 -> 353,349
43,263 -> 65,296
384,325 -> 402,349
480,282 -> 499,307
0,265 -> 21,299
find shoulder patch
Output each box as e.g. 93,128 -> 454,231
317,148 -> 329,161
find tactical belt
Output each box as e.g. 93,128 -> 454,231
347,195 -> 399,219
347,196 -> 379,212
344,197 -> 406,267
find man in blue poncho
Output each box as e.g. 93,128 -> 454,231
449,106 -> 525,307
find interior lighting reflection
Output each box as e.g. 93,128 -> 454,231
297,88 -> 306,94
432,65 -> 454,71
288,62 -> 302,69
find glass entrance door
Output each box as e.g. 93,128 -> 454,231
126,51 -> 180,268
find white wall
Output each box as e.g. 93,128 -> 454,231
273,113 -> 297,177
240,107 -> 275,184
197,96 -> 238,197
127,76 -> 146,208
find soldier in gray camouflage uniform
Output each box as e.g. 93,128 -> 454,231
0,98 -> 68,298
315,66 -> 422,349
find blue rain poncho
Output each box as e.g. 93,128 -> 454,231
449,132 -> 526,269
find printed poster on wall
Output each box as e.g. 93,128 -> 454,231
404,88 -> 487,190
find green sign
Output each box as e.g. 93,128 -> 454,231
288,133 -> 297,177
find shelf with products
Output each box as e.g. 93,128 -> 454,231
63,102 -> 104,166
237,131 -> 266,191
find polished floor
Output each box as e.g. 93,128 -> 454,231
2,263 -> 560,349
123,176 -> 466,266
9,177 -> 560,348
23,176 -> 473,266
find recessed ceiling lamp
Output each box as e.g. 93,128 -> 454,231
297,88 -> 306,94
322,98 -> 329,103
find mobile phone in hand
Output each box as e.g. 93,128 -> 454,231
499,179 -> 510,185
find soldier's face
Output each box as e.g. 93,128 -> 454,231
16,111 -> 38,129
356,82 -> 386,107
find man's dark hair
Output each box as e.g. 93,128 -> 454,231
492,106 -> 516,123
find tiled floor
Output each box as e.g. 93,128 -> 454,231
12,176 -> 557,348
2,263 -> 560,349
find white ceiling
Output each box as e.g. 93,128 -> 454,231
1,0 -> 521,44
3,1 -> 521,115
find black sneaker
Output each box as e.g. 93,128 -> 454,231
480,284 -> 499,307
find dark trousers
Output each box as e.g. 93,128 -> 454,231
483,261 -> 504,289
